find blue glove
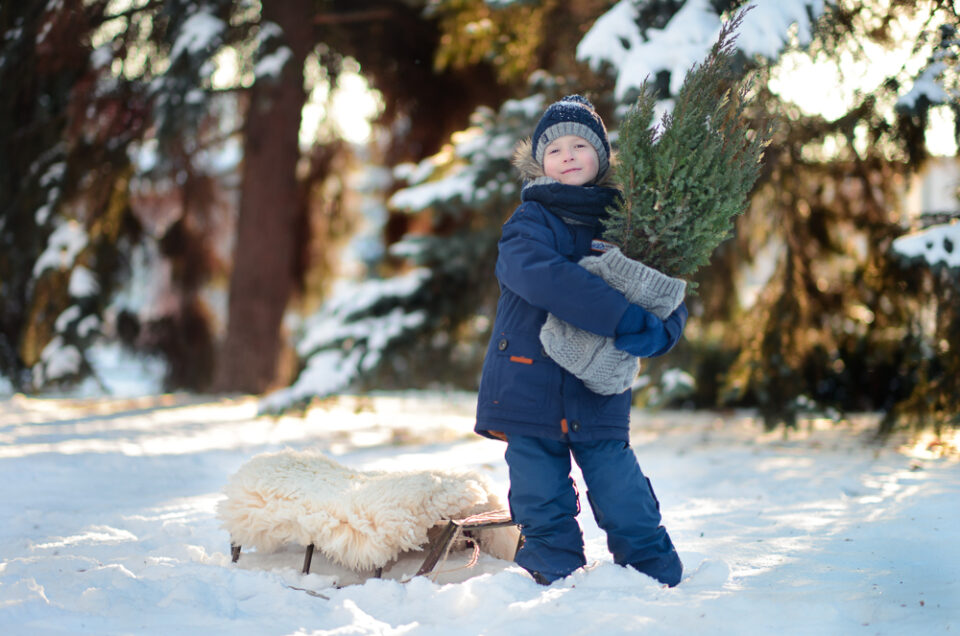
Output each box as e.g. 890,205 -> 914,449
614,305 -> 669,358
615,304 -> 650,336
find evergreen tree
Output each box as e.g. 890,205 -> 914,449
0,0 -> 146,391
576,0 -> 960,431
717,3 -> 960,429
604,10 -> 770,281
885,22 -> 960,433
1,0 -> 524,394
264,75 -> 572,409
262,0 -> 610,408
0,0 -> 261,392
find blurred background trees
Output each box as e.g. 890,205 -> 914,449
2,0 -> 958,432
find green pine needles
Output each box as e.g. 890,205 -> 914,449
603,9 -> 771,280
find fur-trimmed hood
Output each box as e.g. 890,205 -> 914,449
512,137 -> 618,188
511,137 -> 621,228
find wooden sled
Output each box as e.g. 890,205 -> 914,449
230,508 -> 520,580
220,450 -> 518,581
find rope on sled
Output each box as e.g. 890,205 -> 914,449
428,526 -> 482,582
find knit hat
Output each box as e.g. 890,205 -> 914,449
532,95 -> 611,181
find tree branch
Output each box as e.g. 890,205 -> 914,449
97,0 -> 165,25
313,9 -> 393,25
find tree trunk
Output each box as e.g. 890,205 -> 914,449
214,0 -> 313,393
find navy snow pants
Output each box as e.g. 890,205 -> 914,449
505,435 -> 682,586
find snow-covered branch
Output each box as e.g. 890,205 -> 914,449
577,0 -> 832,100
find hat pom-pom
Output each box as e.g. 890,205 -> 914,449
560,94 -> 594,109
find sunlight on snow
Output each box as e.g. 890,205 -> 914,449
1,393 -> 958,633
902,429 -> 960,459
32,526 -> 138,550
0,393 -> 479,459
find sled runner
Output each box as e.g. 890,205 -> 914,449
219,449 -> 519,579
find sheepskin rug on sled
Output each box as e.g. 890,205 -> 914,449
218,449 -> 504,571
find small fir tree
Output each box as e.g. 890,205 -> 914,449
603,10 -> 770,281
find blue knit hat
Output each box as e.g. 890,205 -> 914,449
532,95 -> 610,180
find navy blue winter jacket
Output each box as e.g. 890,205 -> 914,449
475,178 -> 688,443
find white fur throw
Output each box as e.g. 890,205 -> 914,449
218,449 -> 503,571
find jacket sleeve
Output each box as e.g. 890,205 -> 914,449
495,205 -> 630,337
648,301 -> 688,358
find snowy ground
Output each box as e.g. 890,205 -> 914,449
0,391 -> 957,635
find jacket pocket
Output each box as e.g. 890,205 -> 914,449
489,331 -> 557,412
586,388 -> 632,424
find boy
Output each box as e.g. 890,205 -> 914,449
475,95 -> 687,586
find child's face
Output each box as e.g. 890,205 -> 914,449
543,135 -> 600,186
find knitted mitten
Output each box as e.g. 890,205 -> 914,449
539,247 -> 686,395
580,247 -> 687,320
